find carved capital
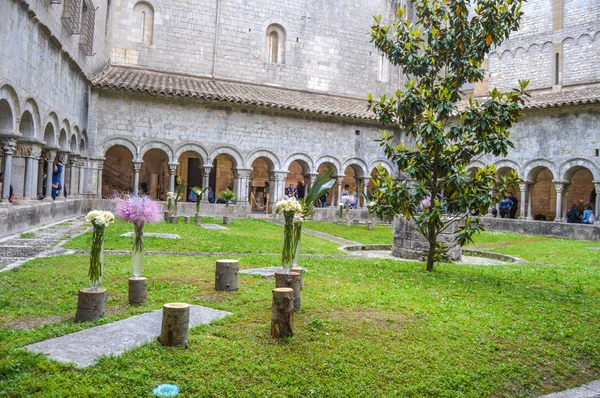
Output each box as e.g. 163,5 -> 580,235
133,161 -> 143,172
594,182 -> 600,194
69,156 -> 79,166
518,182 -> 528,193
269,171 -> 288,181
2,138 -> 17,155
15,143 -> 32,157
45,150 -> 57,162
168,162 -> 178,173
97,160 -> 104,170
30,145 -> 43,159
554,182 -> 564,194
234,168 -> 252,180
57,152 -> 69,164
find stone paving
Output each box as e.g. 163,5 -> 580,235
120,232 -> 181,239
25,305 -> 231,367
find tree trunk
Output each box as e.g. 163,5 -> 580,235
157,302 -> 190,347
75,288 -> 107,322
271,288 -> 294,338
128,277 -> 148,305
215,260 -> 239,291
276,271 -> 301,311
426,224 -> 437,272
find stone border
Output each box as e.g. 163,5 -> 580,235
461,249 -> 524,264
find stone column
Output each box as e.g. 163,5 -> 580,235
269,170 -> 288,204
553,182 -> 564,222
594,182 -> 600,219
132,160 -> 142,196
333,175 -> 344,206
526,183 -> 534,220
56,152 -> 69,200
201,165 -> 212,203
233,168 -> 252,205
168,162 -> 178,193
78,159 -> 86,197
69,156 -> 79,198
363,177 -> 370,203
37,158 -> 44,196
96,159 -> 104,198
561,183 -> 570,222
27,145 -> 42,200
518,183 -> 527,220
0,139 -> 17,203
303,172 -> 319,193
44,150 -> 57,200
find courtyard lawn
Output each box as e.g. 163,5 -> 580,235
303,220 -> 393,244
1,229 -> 600,396
64,218 -> 342,255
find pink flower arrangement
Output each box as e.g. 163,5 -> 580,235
112,194 -> 163,226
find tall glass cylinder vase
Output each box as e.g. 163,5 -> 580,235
132,222 -> 145,277
292,221 -> 302,268
89,224 -> 105,290
281,211 -> 295,272
173,201 -> 178,217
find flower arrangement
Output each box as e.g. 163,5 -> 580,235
166,191 -> 176,211
85,210 -> 115,290
113,194 -> 163,277
275,198 -> 303,271
191,186 -> 208,214
275,198 -> 302,214
220,189 -> 236,207
172,183 -> 187,216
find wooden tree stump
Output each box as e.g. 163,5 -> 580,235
128,277 -> 148,305
215,260 -> 239,291
75,288 -> 108,322
157,302 -> 190,347
275,272 -> 301,311
164,211 -> 172,221
271,288 -> 294,338
290,267 -> 304,290
366,220 -> 374,231
184,216 -> 191,224
195,215 -> 202,225
223,216 -> 231,225
170,216 -> 179,224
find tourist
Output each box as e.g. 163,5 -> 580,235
51,162 -> 63,200
566,204 -> 581,223
499,196 -> 511,218
0,172 -> 14,203
508,193 -> 519,219
296,181 -> 305,200
581,204 -> 595,224
207,186 -> 215,203
319,193 -> 327,208
263,182 -> 269,207
285,183 -> 296,199
576,199 -> 585,215
188,190 -> 197,202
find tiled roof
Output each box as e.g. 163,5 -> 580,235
92,67 -> 600,120
91,66 -> 376,120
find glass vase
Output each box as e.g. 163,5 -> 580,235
89,224 -> 105,290
281,211 -> 295,272
292,222 -> 302,268
173,201 -> 178,216
132,222 -> 145,277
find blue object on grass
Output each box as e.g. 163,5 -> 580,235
153,384 -> 180,397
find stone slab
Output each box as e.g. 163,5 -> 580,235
540,379 -> 600,398
24,305 -> 230,367
239,266 -> 288,277
201,224 -> 229,230
119,232 -> 181,239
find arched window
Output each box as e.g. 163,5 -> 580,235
133,2 -> 154,45
265,24 -> 285,64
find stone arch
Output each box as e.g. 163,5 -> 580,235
494,159 -> 522,177
575,33 -> 592,46
133,1 -> 155,45
282,152 -> 314,173
42,112 -> 59,147
209,145 -> 243,169
342,157 -> 368,178
100,137 -> 139,159
368,159 -> 394,177
174,143 -> 209,164
246,148 -> 281,170
19,98 -> 41,140
498,48 -> 513,61
0,83 -> 19,134
80,130 -> 88,156
58,128 -> 69,151
523,159 -> 557,182
559,158 -> 600,181
594,31 -> 600,42
315,154 -> 342,176
140,140 -> 174,161
514,46 -> 526,58
19,110 -> 35,139
70,126 -> 80,154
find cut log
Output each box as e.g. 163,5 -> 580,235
128,277 -> 148,305
75,288 -> 108,322
170,216 -> 179,224
271,288 -> 294,338
366,221 -> 374,231
184,216 -> 191,224
215,260 -> 239,291
157,302 -> 190,347
275,272 -> 301,311
290,267 -> 304,290
195,214 -> 202,225
223,216 -> 231,225
164,211 -> 172,221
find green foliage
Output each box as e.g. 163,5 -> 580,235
219,190 -> 236,207
368,0 -> 528,271
191,186 -> 208,213
300,168 -> 335,219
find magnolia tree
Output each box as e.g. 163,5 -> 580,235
368,0 -> 528,271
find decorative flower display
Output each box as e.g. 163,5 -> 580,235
85,210 -> 115,290
85,210 -> 115,227
275,198 -> 302,214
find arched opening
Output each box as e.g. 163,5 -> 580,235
285,160 -> 309,200
528,167 -> 556,221
141,148 -> 169,200
367,168 -> 380,201
564,167 -> 595,221
210,153 -> 236,202
342,165 -> 365,208
58,129 -> 68,151
19,111 -> 34,139
316,162 -> 337,206
177,151 -> 204,202
0,99 -> 13,134
133,2 -> 154,45
103,145 -> 134,196
265,24 -> 285,64
250,157 -> 274,212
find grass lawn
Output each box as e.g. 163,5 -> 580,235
1,226 -> 600,397
303,220 -> 393,245
64,218 -> 342,255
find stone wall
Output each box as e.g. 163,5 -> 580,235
481,217 -> 600,240
391,216 -> 462,261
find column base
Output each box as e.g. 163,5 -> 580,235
12,198 -> 32,205
553,217 -> 562,222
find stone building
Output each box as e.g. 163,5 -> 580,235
0,0 -> 598,228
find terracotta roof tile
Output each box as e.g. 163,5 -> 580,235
92,66 -> 376,120
465,86 -> 600,110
